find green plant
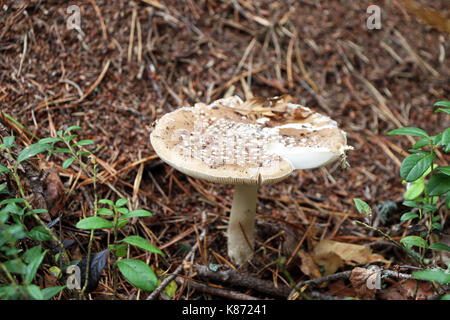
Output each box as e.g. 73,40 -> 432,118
1,125 -> 163,299
354,101 -> 450,288
47,126 -> 164,296
76,198 -> 164,296
0,135 -> 67,299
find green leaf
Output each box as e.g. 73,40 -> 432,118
97,208 -> 113,216
109,244 -> 127,257
403,200 -> 420,208
412,138 -> 431,150
38,137 -> 62,144
62,157 -> 75,169
122,236 -> 165,256
29,226 -> 52,241
432,132 -> 443,146
388,127 -> 429,138
25,250 -> 47,284
50,148 -> 71,154
116,259 -> 158,291
437,166 -> 450,176
23,245 -> 42,264
76,217 -> 114,230
0,285 -> 24,299
422,203 -> 438,214
72,139 -> 94,148
435,108 -> 450,115
115,198 -> 128,207
1,247 -> 21,256
42,286 -> 66,300
98,199 -> 114,207
400,154 -> 435,182
0,198 -> 24,206
432,215 -> 441,222
412,268 -> 450,285
27,285 -> 44,300
3,224 -> 27,242
76,150 -> 91,156
400,236 -> 428,250
404,179 -> 424,200
117,219 -> 128,228
429,243 -> 450,252
0,164 -> 10,174
433,101 -> 450,109
0,207 -> 8,224
400,212 -> 419,222
426,174 -> 450,196
439,128 -> 450,147
64,126 -> 82,135
4,259 -> 27,274
63,135 -> 77,143
121,209 -> 153,219
433,128 -> 450,146
431,222 -> 442,230
3,136 -> 15,148
353,198 -> 372,216
18,144 -> 51,163
117,207 -> 129,214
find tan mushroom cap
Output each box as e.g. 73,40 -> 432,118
150,96 -> 350,186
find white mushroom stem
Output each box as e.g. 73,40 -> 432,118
227,184 -> 258,265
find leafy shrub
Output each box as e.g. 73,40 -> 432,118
354,101 -> 450,288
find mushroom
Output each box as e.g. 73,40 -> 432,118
150,95 -> 352,265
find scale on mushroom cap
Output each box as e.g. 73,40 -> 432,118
150,95 -> 353,265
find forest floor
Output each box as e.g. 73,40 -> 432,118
0,0 -> 449,300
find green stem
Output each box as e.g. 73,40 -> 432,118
80,161 -> 98,298
112,206 -> 120,300
355,220 -> 424,267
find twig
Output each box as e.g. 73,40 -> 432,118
17,33 -> 27,77
88,0 -> 108,41
288,268 -> 414,299
194,264 -> 291,298
176,277 -> 260,300
128,8 -> 137,64
77,59 -> 110,104
288,271 -> 352,299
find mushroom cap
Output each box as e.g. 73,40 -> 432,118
150,96 -> 351,186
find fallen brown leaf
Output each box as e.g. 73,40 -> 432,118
298,249 -> 322,279
313,240 -> 390,275
40,162 -> 64,216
